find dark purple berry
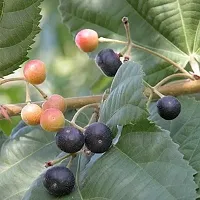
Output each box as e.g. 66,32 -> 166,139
84,122 -> 112,153
43,166 -> 75,196
157,96 -> 181,120
95,49 -> 122,77
56,126 -> 85,153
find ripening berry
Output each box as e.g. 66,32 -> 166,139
56,126 -> 85,153
75,29 -> 98,52
23,60 -> 46,84
42,94 -> 66,113
43,166 -> 75,196
84,122 -> 112,153
40,108 -> 65,132
21,103 -> 42,125
95,49 -> 122,77
157,96 -> 181,120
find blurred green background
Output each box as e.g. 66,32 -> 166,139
0,1 -> 111,135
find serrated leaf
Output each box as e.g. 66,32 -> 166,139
0,125 -> 61,200
149,97 -> 200,196
0,0 -> 43,77
99,61 -> 148,130
22,154 -> 92,200
59,0 -> 200,85
24,120 -> 197,200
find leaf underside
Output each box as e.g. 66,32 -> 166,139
0,125 -> 61,200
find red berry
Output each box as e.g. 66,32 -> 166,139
42,94 -> 66,113
75,29 -> 98,52
40,108 -> 65,132
21,103 -> 42,125
23,60 -> 46,84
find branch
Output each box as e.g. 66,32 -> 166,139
144,79 -> 200,98
2,79 -> 200,120
0,95 -> 104,120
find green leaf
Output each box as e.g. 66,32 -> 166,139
22,154 -> 91,200
59,0 -> 200,84
99,61 -> 148,130
82,120 -> 197,200
25,120 -> 197,200
0,0 -> 43,77
0,125 -> 61,200
149,96 -> 200,196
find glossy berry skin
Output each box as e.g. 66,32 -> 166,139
23,60 -> 46,84
42,94 -> 66,113
95,49 -> 122,77
84,122 -> 112,153
157,96 -> 181,120
56,126 -> 85,153
21,103 -> 42,125
75,29 -> 98,52
43,166 -> 75,196
40,108 -> 65,132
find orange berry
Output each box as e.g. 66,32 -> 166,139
40,108 -> 65,132
21,103 -> 42,125
23,60 -> 46,84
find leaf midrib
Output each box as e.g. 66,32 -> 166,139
61,0 -> 187,57
0,140 -> 55,176
114,145 -> 179,200
176,0 -> 190,54
124,0 -> 188,56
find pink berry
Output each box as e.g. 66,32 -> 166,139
75,29 -> 98,52
23,60 -> 46,84
42,94 -> 66,113
40,108 -> 65,132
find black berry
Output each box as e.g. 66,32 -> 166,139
95,48 -> 122,77
56,126 -> 85,153
43,166 -> 75,196
84,122 -> 112,153
157,96 -> 181,120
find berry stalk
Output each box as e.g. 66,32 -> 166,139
0,77 -> 25,85
45,153 -> 72,168
122,17 -> 132,61
99,37 -> 194,80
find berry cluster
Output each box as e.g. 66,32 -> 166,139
6,22 -> 183,198
44,122 -> 112,196
75,29 -> 182,121
21,60 -> 66,132
75,29 -> 122,77
19,59 -> 113,196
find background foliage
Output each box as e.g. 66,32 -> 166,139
0,0 -> 200,199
